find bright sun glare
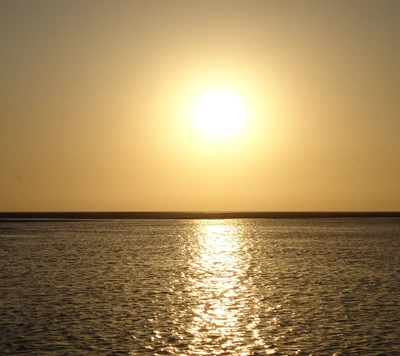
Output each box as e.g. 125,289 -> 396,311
191,89 -> 248,139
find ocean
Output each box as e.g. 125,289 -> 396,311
1,218 -> 399,355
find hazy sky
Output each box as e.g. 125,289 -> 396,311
1,0 -> 399,212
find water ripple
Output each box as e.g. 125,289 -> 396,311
0,218 -> 399,355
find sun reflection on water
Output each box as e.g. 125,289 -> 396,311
185,220 -> 274,355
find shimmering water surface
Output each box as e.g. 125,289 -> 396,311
1,218 -> 399,355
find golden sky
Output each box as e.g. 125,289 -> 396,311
1,0 -> 399,212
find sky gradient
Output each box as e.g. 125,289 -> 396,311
1,0 -> 399,212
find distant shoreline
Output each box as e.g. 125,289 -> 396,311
0,211 -> 399,220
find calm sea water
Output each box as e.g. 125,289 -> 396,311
1,218 -> 399,355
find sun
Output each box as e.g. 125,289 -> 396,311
190,89 -> 248,140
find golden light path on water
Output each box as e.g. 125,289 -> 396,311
184,220 -> 276,355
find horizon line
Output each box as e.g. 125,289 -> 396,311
1,211 -> 400,220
